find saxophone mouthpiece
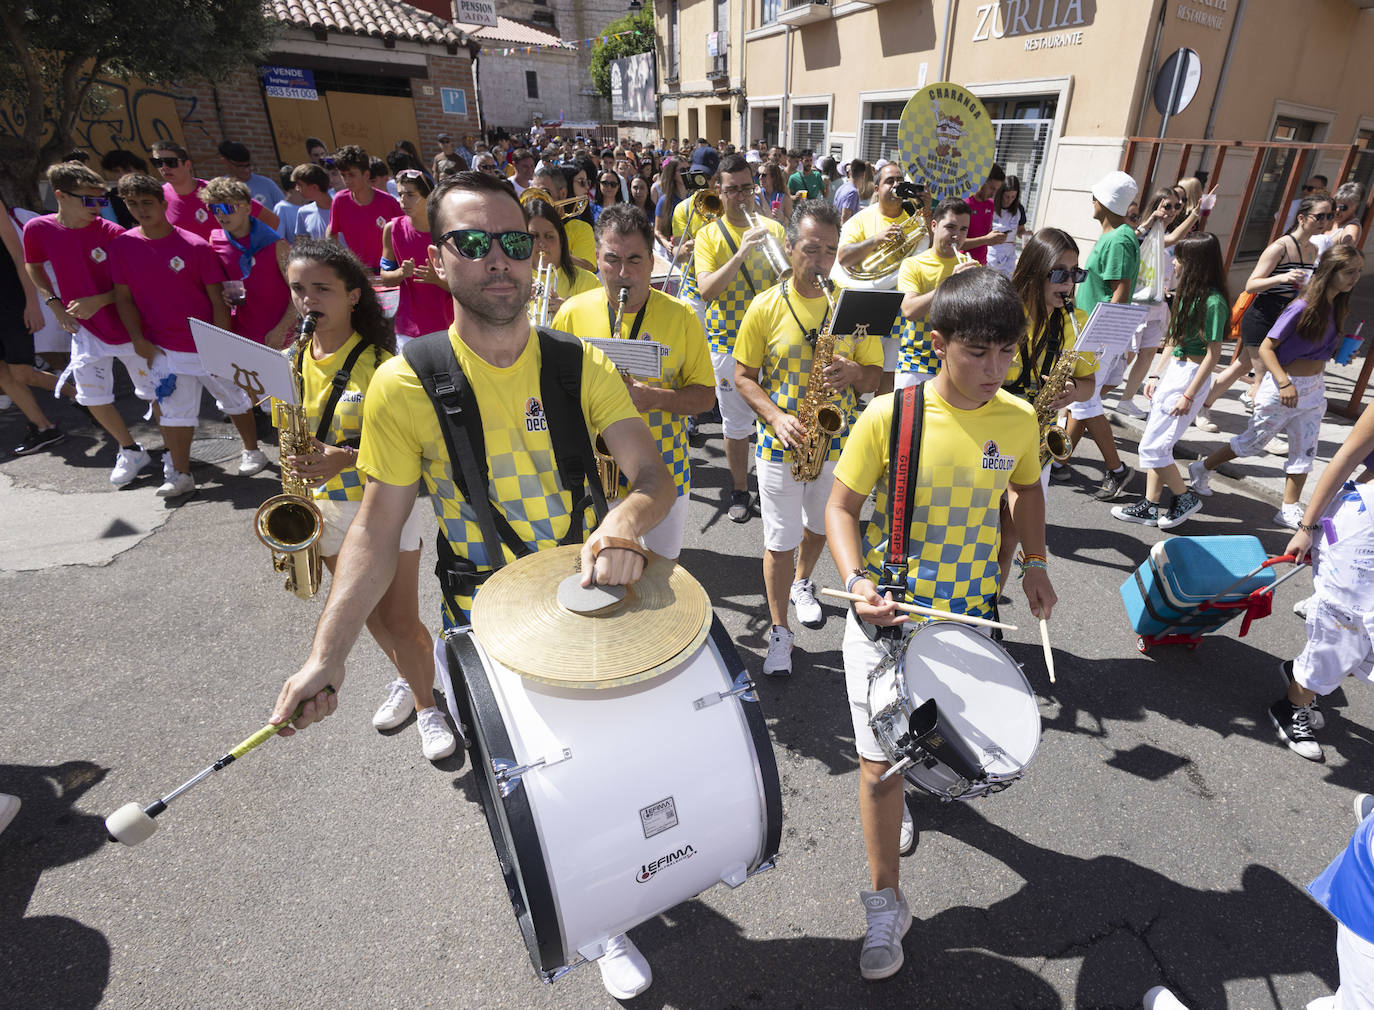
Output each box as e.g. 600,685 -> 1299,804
300,311 -> 321,337
617,287 -> 629,306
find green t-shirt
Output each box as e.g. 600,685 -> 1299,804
1075,223 -> 1140,317
787,169 -> 824,199
1172,290 -> 1229,358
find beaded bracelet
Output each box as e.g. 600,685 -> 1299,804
1021,558 -> 1049,573
1297,521 -> 1322,533
845,570 -> 868,594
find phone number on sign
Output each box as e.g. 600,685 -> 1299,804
266,86 -> 317,100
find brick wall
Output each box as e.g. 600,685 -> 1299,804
415,52 -> 482,163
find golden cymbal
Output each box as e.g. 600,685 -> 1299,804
470,544 -> 712,689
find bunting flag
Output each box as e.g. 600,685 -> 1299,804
487,28 -> 647,57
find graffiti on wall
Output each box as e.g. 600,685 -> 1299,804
0,74 -> 214,155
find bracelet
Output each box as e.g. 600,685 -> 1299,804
378,257 -> 398,271
45,294 -> 61,305
1278,381 -> 1293,389
845,570 -> 868,594
1020,558 -> 1049,573
1020,552 -> 1047,565
1148,375 -> 1159,380
1180,393 -> 1193,401
1297,522 -> 1322,533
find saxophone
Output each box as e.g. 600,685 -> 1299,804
254,311 -> 324,599
790,276 -> 850,482
1032,298 -> 1087,469
594,288 -> 630,500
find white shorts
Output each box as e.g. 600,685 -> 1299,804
61,328 -> 156,406
1229,372 -> 1325,475
1133,302 -> 1169,352
1293,596 -> 1374,696
1067,351 -> 1127,421
1137,358 -> 1211,469
842,608 -> 894,763
316,496 -> 429,558
757,455 -> 836,553
151,349 -> 254,427
894,370 -> 935,390
710,349 -> 755,440
882,334 -> 900,372
1336,921 -> 1374,1010
609,489 -> 689,560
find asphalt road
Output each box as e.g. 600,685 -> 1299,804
0,391 -> 1355,1010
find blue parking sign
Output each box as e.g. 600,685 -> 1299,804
441,88 -> 468,116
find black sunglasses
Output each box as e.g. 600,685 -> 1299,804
1309,211 -> 1335,222
1047,266 -> 1088,284
149,156 -> 183,168
600,178 -> 620,186
438,228 -> 534,261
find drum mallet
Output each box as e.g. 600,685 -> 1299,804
105,687 -> 335,846
820,588 -> 1018,632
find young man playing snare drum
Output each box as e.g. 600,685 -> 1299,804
824,267 -> 1057,980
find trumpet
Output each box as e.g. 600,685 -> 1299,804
745,200 -> 790,280
518,185 -> 589,220
528,253 -> 556,326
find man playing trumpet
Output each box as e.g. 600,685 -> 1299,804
553,205 -> 715,559
734,200 -> 883,676
695,153 -> 788,524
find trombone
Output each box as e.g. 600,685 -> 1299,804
519,185 -> 589,220
662,189 -> 724,293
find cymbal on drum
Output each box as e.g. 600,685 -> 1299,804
471,545 -> 712,689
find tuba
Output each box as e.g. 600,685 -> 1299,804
791,276 -> 850,482
1032,298 -> 1090,469
595,288 -> 630,500
255,312 -> 324,600
834,179 -> 929,288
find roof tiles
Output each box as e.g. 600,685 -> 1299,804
453,15 -> 567,48
267,0 -> 468,47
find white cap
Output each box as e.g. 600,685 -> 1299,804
1091,171 -> 1139,217
745,149 -> 761,164
874,158 -> 890,171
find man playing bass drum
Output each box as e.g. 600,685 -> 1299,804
734,199 -> 883,676
825,268 -> 1056,983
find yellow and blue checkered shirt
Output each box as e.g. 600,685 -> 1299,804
281,331 -> 390,503
694,215 -> 786,356
896,248 -> 961,377
734,279 -> 884,465
357,325 -> 639,626
834,388 -> 1039,618
671,199 -> 708,303
552,287 -> 713,498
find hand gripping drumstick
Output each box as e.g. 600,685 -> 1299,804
819,588 -> 1018,632
105,687 -> 336,846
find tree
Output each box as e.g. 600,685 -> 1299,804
0,0 -> 277,208
588,2 -> 655,102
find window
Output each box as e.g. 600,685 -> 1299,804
859,101 -> 908,165
792,104 -> 828,157
1351,129 -> 1374,208
669,0 -> 681,80
761,108 -> 780,149
761,0 -> 782,24
526,71 -> 539,100
982,95 -> 1058,226
1236,116 -> 1324,259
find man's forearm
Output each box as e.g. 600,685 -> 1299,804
632,382 -> 715,416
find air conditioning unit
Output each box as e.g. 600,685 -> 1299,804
778,0 -> 831,26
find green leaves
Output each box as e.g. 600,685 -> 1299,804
589,3 -> 655,100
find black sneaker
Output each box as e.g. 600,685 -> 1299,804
1110,498 -> 1160,526
1049,462 -> 1074,482
727,489 -> 752,523
1278,659 -> 1324,729
1093,465 -> 1135,501
1158,490 -> 1203,530
1268,698 -> 1322,761
13,423 -> 66,456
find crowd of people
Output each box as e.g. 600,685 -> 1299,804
2,125 -> 1372,1006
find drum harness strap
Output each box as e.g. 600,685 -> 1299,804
867,383 -> 924,643
402,328 -> 610,614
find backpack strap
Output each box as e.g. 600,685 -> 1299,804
880,383 -> 924,603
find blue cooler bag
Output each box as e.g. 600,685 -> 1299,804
1120,535 -> 1276,637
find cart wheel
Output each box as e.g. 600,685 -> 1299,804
1136,636 -> 1147,654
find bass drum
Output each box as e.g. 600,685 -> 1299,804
437,615 -> 783,981
868,620 -> 1040,800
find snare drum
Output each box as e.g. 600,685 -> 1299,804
868,620 -> 1040,800
437,616 -> 782,981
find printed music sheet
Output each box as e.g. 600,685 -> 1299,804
190,319 -> 297,405
582,338 -> 665,379
1079,302 -> 1151,359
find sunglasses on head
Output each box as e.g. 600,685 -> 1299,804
438,228 -> 534,261
63,191 -> 111,208
396,169 -> 425,182
209,202 -> 238,216
149,156 -> 183,168
1047,266 -> 1088,284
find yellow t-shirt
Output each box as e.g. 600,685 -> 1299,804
357,325 -> 639,625
556,264 -> 600,300
671,199 -> 708,302
895,248 -> 961,376
734,279 -> 884,465
565,219 -> 596,270
834,387 -> 1039,618
278,332 -> 391,503
837,203 -> 905,249
694,215 -> 787,356
552,288 -> 713,497
1002,306 -> 1098,399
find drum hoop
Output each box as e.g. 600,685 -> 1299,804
445,632 -> 567,978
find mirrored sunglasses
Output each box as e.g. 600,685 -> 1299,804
438,228 -> 534,261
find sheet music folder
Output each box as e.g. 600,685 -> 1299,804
831,288 -> 905,335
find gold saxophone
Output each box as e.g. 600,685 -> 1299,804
594,288 -> 630,500
1033,299 -> 1087,469
255,311 -> 324,599
791,276 -> 850,482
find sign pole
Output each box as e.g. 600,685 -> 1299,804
1158,48 -> 1187,139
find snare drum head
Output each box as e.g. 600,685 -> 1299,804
902,621 -> 1040,785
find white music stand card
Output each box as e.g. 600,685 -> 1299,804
583,337 -> 665,380
190,319 -> 296,406
1079,301 -> 1150,359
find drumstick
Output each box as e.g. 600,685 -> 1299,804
819,588 -> 1018,631
1039,618 -> 1056,683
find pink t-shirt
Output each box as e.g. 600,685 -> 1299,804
390,215 -> 454,338
209,229 -> 291,345
22,214 -> 129,345
965,195 -> 994,265
111,226 -> 225,352
163,180 -> 265,241
330,187 -> 402,270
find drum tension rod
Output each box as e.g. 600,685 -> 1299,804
693,672 -> 758,711
492,748 -> 572,798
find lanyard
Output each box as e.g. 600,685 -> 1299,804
779,281 -> 829,347
606,296 -> 650,340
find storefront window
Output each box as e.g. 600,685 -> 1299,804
792,104 -> 828,157
1237,116 -> 1323,259
859,101 -> 908,166
983,95 -> 1058,226
762,108 -> 780,149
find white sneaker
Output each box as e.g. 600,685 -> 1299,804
416,706 -> 456,760
1144,986 -> 1191,1010
1193,409 -> 1219,433
1275,502 -> 1304,529
1115,397 -> 1147,419
372,678 -> 415,730
790,578 -> 824,628
238,448 -> 269,476
0,792 -> 18,835
155,470 -> 195,498
110,444 -> 151,486
1293,594 -> 1313,620
0,394 -> 12,411
598,932 -> 651,999
762,625 -> 794,677
859,887 -> 912,980
899,800 -> 916,856
1187,459 -> 1213,497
